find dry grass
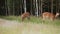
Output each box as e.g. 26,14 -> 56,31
0,16 -> 60,34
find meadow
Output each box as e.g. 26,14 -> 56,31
0,16 -> 60,25
0,16 -> 60,34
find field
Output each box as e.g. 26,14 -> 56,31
0,16 -> 60,34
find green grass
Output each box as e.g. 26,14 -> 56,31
0,16 -> 60,26
0,16 -> 19,20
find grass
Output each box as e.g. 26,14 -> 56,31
0,23 -> 60,34
0,16 -> 60,26
0,16 -> 60,34
0,26 -> 22,34
0,16 -> 19,20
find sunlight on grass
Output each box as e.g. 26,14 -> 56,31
0,27 -> 22,34
0,23 -> 60,34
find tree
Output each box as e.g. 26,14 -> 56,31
36,0 -> 38,17
24,0 -> 26,13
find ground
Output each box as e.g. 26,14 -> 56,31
0,18 -> 60,34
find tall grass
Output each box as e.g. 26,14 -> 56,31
0,16 -> 60,26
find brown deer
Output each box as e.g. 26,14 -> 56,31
21,12 -> 30,21
42,12 -> 59,21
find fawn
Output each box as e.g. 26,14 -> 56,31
21,12 -> 30,21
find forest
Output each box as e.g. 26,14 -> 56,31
0,0 -> 60,16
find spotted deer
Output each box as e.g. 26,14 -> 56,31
21,12 -> 30,21
42,12 -> 59,21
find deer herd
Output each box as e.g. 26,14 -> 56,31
21,12 -> 60,22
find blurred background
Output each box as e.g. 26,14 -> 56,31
0,0 -> 60,16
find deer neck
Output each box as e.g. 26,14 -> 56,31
55,14 -> 58,18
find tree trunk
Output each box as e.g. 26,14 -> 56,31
41,0 -> 43,15
36,0 -> 38,17
24,0 -> 26,13
13,0 -> 15,16
5,0 -> 7,16
51,0 -> 53,13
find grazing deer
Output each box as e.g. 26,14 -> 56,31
21,12 -> 30,21
42,12 -> 59,21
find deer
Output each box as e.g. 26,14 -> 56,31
42,12 -> 59,21
21,12 -> 30,21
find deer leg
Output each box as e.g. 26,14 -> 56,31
42,16 -> 45,23
21,17 -> 25,21
27,16 -> 30,20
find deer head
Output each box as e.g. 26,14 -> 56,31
55,13 -> 60,18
